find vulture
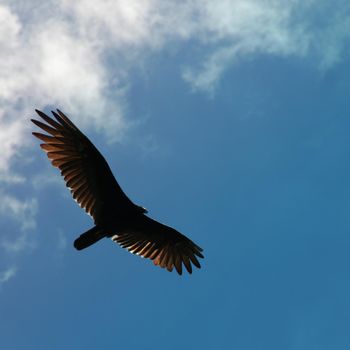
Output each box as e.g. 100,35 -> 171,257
31,109 -> 203,275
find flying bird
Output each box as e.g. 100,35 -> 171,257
31,109 -> 203,275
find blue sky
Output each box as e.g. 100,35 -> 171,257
1,1 -> 350,349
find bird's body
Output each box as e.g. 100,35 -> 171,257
31,109 -> 203,275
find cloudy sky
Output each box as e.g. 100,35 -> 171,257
1,1 -> 350,349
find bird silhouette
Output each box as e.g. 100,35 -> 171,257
31,109 -> 203,275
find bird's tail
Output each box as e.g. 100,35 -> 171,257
74,226 -> 105,250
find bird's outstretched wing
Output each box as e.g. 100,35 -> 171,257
31,109 -> 140,222
112,217 -> 204,275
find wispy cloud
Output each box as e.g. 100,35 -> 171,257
0,193 -> 37,232
181,0 -> 350,92
0,193 -> 38,253
1,232 -> 36,254
0,266 -> 17,286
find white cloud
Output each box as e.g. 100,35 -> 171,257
0,116 -> 29,173
0,266 -> 17,286
0,194 -> 37,231
182,46 -> 240,94
1,233 -> 35,254
182,0 -> 301,91
0,193 -> 38,253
